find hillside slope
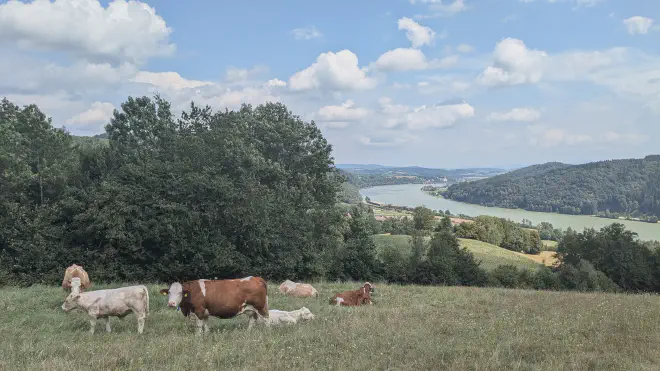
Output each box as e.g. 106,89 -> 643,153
444,156 -> 660,218
373,234 -> 543,271
4,283 -> 660,370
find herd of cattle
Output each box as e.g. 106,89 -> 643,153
60,264 -> 375,335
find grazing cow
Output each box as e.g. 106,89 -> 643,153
329,282 -> 374,307
61,264 -> 91,292
61,278 -> 149,334
263,307 -> 315,326
279,280 -> 319,298
160,276 -> 269,335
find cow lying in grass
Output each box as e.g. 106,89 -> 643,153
160,276 -> 269,335
278,280 -> 319,298
329,282 -> 374,306
260,307 -> 315,326
61,278 -> 149,334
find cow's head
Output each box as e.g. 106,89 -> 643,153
160,282 -> 190,308
61,292 -> 81,312
298,307 -> 315,320
363,282 -> 375,295
359,286 -> 373,305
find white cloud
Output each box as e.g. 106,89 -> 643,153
397,17 -> 436,48
66,102 -> 115,127
225,65 -> 269,83
131,71 -> 214,91
479,38 -> 547,86
0,53 -> 139,95
357,132 -> 418,147
414,0 -> 468,19
291,26 -> 323,40
488,108 -> 541,122
288,50 -> 377,91
378,97 -> 474,130
519,0 -> 602,6
406,102 -> 475,130
316,100 -> 370,126
456,44 -> 475,53
527,125 -> 646,148
373,48 -> 458,71
266,78 -> 287,88
623,16 -> 654,35
0,0 -> 174,64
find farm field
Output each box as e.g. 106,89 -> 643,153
2,283 -> 660,370
373,234 -> 546,271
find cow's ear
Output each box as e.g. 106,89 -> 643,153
159,289 -> 169,296
183,290 -> 190,298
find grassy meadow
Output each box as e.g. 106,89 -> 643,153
373,234 -> 550,271
2,282 -> 660,370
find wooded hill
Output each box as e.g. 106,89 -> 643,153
444,156 -> 660,219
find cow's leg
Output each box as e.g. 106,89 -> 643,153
89,316 -> 97,334
136,313 -> 146,334
105,318 -> 112,333
203,318 -> 209,334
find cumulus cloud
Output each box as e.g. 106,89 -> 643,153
527,125 -> 646,148
406,102 -> 475,130
397,17 -> 436,48
413,0 -> 468,19
456,44 -> 475,53
479,38 -> 547,86
0,53 -> 139,95
131,71 -> 215,90
373,48 -> 458,71
378,97 -> 474,130
316,100 -> 370,129
357,132 -> 418,147
66,102 -> 115,127
519,0 -> 602,6
488,108 -> 541,122
266,78 -> 287,88
0,0 -> 174,64
288,50 -> 377,91
225,65 -> 269,82
623,16 -> 654,35
291,26 -> 323,40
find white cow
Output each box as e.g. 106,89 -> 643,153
61,277 -> 149,334
264,307 -> 315,326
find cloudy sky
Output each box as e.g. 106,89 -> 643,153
1,0 -> 658,168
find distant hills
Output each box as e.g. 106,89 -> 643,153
444,155 -> 660,220
338,164 -> 508,189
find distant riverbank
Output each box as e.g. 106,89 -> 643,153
420,185 -> 659,225
361,184 -> 660,242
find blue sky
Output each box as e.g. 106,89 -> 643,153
0,0 -> 658,168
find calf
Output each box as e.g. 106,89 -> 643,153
263,307 -> 315,326
61,278 -> 149,334
61,264 -> 91,292
329,282 -> 374,307
279,280 -> 319,298
160,276 -> 269,335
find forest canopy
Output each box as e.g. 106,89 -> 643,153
444,158 -> 660,219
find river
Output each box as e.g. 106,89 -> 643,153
360,183 -> 660,242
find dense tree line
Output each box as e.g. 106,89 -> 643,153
454,216 -> 542,254
337,182 -> 362,204
444,158 -> 660,219
0,96 -> 377,285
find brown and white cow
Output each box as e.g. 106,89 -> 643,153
329,282 -> 374,307
160,276 -> 270,335
278,280 -> 318,298
61,277 -> 149,334
61,264 -> 91,292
